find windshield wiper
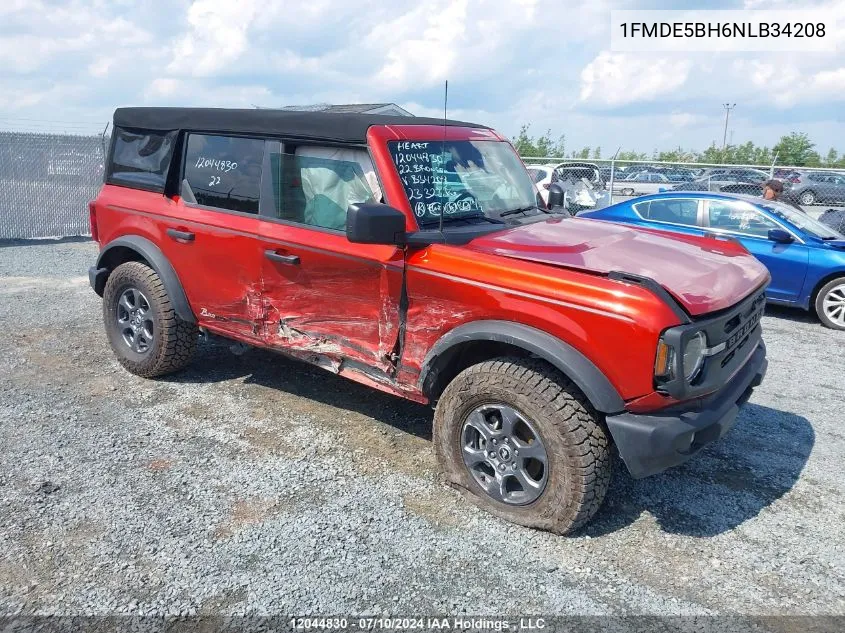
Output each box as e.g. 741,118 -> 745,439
499,205 -> 541,218
419,215 -> 505,228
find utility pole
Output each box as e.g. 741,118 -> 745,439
722,103 -> 736,149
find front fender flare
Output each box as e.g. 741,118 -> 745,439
94,235 -> 195,324
419,320 -> 625,414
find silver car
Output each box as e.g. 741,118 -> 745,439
613,171 -> 672,196
785,171 -> 845,205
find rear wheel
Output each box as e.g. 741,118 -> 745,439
621,187 -> 634,196
433,357 -> 611,534
799,190 -> 817,205
103,261 -> 198,376
815,278 -> 845,330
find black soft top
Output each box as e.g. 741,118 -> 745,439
113,107 -> 485,144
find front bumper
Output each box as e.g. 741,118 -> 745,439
605,341 -> 767,479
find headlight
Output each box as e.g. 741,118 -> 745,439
683,331 -> 707,382
654,331 -> 708,384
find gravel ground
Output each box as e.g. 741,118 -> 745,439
0,241 -> 844,618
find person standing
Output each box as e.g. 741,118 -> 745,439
762,179 -> 805,212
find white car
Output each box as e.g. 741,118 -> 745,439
526,164 -> 556,205
527,162 -> 610,211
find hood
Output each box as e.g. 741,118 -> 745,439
466,218 -> 769,316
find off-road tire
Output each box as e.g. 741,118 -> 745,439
103,261 -> 197,377
434,357 -> 611,535
814,277 -> 845,330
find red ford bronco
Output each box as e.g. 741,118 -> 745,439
89,108 -> 769,533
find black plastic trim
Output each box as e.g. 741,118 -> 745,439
88,266 -> 108,296
607,270 -> 691,323
93,235 -> 196,323
606,342 -> 767,478
419,320 -> 625,414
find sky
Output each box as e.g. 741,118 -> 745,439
1,0 -> 844,156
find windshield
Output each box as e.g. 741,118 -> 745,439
758,200 -> 843,239
388,140 -> 538,226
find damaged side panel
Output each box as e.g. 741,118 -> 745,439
254,222 -> 409,394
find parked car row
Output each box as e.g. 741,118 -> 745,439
528,162 -> 845,207
89,107 -> 782,536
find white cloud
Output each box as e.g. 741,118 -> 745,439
166,0 -> 260,76
0,0 -> 843,152
669,112 -> 704,128
579,52 -> 692,106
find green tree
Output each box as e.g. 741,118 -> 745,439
617,150 -> 648,161
511,123 -> 843,169
511,125 -> 565,159
512,124 -> 538,157
773,132 -> 820,166
535,129 -> 555,158
657,147 -> 696,163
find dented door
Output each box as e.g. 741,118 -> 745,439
257,220 -> 405,373
159,200 -> 266,342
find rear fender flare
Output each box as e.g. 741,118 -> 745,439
94,235 -> 195,323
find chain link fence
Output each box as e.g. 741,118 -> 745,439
522,156 -> 845,219
0,132 -> 106,240
2,130 -> 845,240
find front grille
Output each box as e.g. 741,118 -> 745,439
696,289 -> 766,385
658,286 -> 767,400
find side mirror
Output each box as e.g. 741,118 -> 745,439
346,203 -> 407,245
548,183 -> 565,209
768,228 -> 794,244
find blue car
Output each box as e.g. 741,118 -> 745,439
580,192 -> 845,330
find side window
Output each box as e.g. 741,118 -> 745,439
109,127 -> 177,191
529,169 -> 547,184
263,145 -> 378,231
708,201 -> 778,237
635,199 -> 699,226
183,134 -> 264,214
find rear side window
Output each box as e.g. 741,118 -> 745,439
109,127 -> 177,191
634,199 -> 699,226
183,134 -> 265,214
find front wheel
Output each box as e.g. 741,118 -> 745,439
102,261 -> 198,377
433,357 -> 611,534
815,278 -> 845,330
621,187 -> 635,196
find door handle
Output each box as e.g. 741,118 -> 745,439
264,250 -> 300,265
166,228 -> 195,242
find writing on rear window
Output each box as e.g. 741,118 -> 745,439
193,157 -> 238,172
